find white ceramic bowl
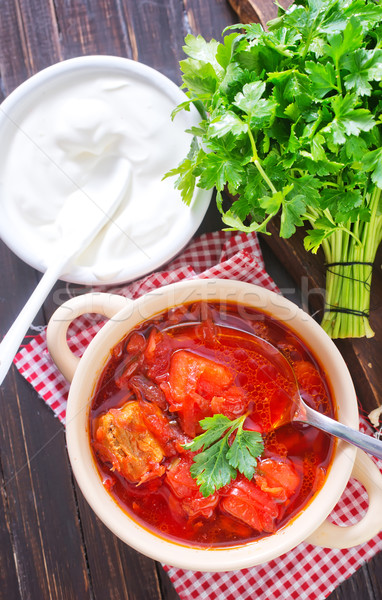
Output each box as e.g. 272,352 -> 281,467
47,279 -> 382,571
0,56 -> 211,285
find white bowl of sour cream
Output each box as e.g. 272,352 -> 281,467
0,56 -> 211,284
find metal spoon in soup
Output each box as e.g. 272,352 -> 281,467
164,322 -> 382,461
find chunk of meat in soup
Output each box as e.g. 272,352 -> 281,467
94,401 -> 165,484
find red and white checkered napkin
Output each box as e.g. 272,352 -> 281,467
13,230 -> 382,600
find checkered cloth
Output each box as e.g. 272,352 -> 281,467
13,231 -> 382,600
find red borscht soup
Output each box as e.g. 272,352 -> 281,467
89,301 -> 335,547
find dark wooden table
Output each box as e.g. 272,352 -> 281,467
0,1 -> 381,599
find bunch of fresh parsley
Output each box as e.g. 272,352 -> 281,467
165,0 -> 382,339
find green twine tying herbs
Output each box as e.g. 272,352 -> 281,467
165,0 -> 382,339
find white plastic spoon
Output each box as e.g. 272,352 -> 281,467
0,156 -> 130,385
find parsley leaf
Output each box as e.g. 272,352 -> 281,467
189,435 -> 235,497
304,226 -> 336,253
208,111 -> 248,138
198,150 -> 245,193
324,93 -> 375,145
186,414 -> 232,451
226,429 -> 264,480
305,61 -> 337,97
342,49 -> 382,96
180,59 -> 218,97
362,148 -> 382,188
233,81 -> 266,115
323,17 -> 364,64
162,137 -> 201,205
280,194 -> 307,238
184,413 -> 264,497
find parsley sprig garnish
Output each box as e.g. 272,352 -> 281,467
166,0 -> 382,340
184,414 -> 264,497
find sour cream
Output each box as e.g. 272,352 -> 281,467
0,57 -> 210,284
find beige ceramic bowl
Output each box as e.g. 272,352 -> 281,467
47,279 -> 382,571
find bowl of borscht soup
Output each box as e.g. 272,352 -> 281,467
47,279 -> 382,571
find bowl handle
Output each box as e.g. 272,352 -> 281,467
307,448 -> 382,548
46,292 -> 131,383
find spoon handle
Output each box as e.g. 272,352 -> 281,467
304,404 -> 382,460
0,255 -> 68,386
0,158 -> 131,386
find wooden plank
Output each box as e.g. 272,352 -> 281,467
0,240 -> 91,599
0,0 -> 32,94
0,378 -> 91,599
227,0 -> 292,26
0,0 -> 92,596
156,566 -> 181,600
367,554 -> 382,599
12,0 -> 61,75
53,0 -> 131,60
74,485 -> 165,600
184,0 -> 237,38
0,454 -> 22,599
0,328 -> 91,597
117,0 -> 189,83
331,562 -> 376,600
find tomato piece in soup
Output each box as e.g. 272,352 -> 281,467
166,454 -> 219,519
222,478 -> 279,533
167,350 -> 248,436
139,400 -> 187,457
169,350 -> 233,401
210,385 -> 249,419
168,350 -> 230,436
293,361 -> 326,401
145,329 -> 173,381
255,459 -> 301,501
